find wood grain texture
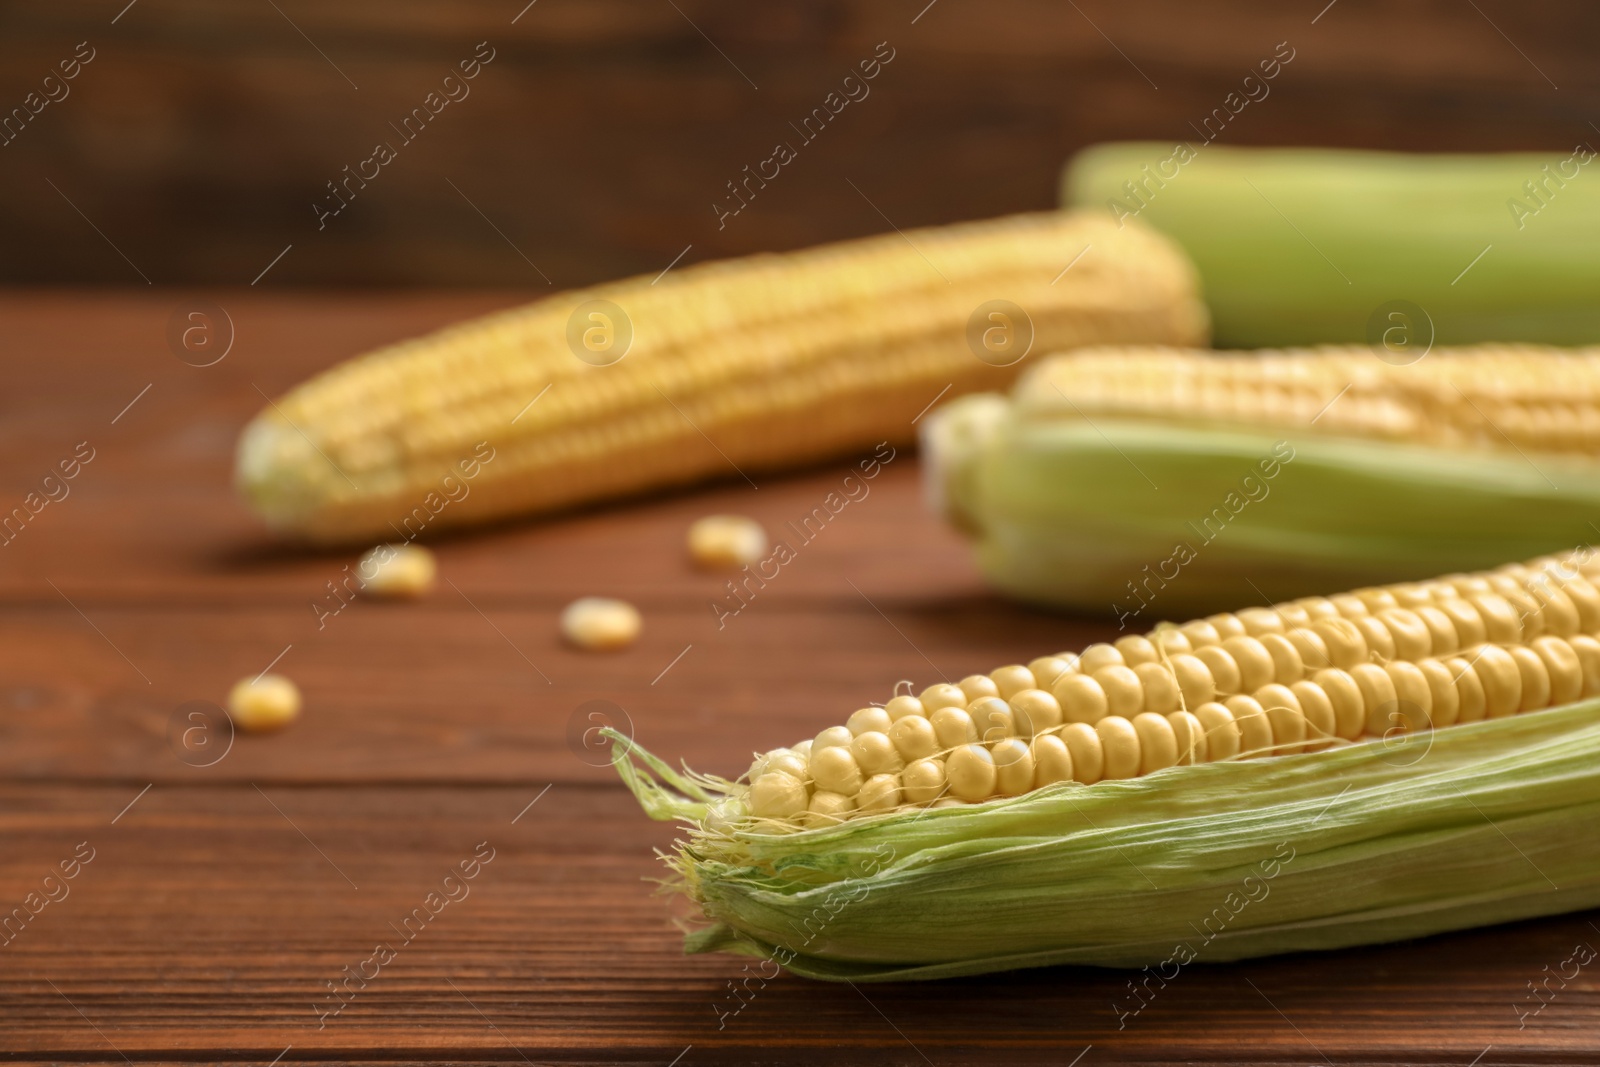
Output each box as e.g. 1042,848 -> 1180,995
5,293 -> 1600,1064
0,1 -> 1594,286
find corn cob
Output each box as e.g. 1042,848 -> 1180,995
1064,143 -> 1600,347
734,550 -> 1600,826
235,212 -> 1205,543
612,553 -> 1600,980
925,345 -> 1600,615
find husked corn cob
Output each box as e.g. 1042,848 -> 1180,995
1027,345 -> 1600,452
612,553 -> 1600,980
926,345 -> 1600,614
734,551 -> 1600,827
236,212 -> 1204,543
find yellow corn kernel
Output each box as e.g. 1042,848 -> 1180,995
687,515 -> 768,569
359,543 -> 437,597
227,674 -> 302,733
560,597 -> 641,651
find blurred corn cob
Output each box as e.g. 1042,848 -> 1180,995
924,345 -> 1600,616
1065,143 -> 1600,347
613,552 -> 1600,980
236,212 -> 1205,542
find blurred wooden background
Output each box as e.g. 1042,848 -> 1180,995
0,0 -> 1596,288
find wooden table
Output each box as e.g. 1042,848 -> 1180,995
5,292 -> 1597,1065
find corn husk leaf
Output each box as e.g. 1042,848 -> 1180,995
608,704 -> 1600,981
923,392 -> 1600,616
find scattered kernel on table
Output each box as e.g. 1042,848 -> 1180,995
687,514 -> 768,569
359,543 -> 437,597
560,597 -> 642,651
226,673 -> 302,733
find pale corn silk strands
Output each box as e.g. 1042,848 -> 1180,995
609,701 -> 1600,981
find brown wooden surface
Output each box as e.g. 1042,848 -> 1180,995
5,292 -> 1600,1065
1,1 -> 1597,287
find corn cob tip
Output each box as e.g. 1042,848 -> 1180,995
919,392 -> 1008,536
235,413 -> 327,535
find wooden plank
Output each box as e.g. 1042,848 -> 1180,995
9,294 -> 1600,1063
0,1 -> 1592,286
1,592 -> 1096,783
3,782 -> 1598,1064
0,294 -> 1115,786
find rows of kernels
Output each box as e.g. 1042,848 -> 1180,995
1027,348 -> 1600,455
739,555 -> 1600,827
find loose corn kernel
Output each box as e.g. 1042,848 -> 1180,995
227,673 -> 302,733
359,543 -> 437,597
687,514 -> 768,569
560,597 -> 641,650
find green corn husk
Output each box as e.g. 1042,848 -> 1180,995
610,702 -> 1600,981
922,348 -> 1600,617
1063,143 -> 1600,348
